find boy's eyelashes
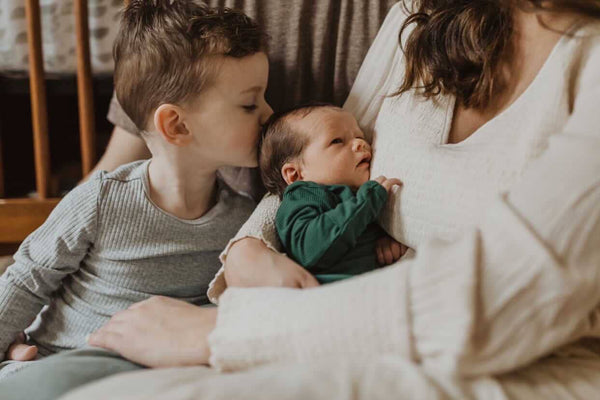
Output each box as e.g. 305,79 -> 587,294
242,105 -> 258,112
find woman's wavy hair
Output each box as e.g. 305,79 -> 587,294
395,0 -> 600,109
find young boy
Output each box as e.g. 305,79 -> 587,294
259,103 -> 406,284
0,0 -> 272,377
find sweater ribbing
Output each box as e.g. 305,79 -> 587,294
0,161 -> 255,358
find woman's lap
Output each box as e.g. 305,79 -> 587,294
0,347 -> 143,400
59,346 -> 600,400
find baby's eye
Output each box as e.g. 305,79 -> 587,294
242,105 -> 258,112
330,138 -> 343,145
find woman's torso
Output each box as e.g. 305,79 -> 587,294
369,21 -> 591,247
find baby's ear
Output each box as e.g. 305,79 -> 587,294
153,104 -> 192,146
281,162 -> 302,185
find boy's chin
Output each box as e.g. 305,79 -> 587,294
238,159 -> 259,168
227,155 -> 258,169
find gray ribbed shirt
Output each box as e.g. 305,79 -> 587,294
0,160 -> 255,359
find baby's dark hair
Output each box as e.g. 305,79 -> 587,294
259,102 -> 338,198
114,0 -> 268,131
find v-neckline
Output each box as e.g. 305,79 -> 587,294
439,27 -> 571,148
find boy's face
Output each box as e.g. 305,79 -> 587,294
184,52 -> 273,168
291,108 -> 372,189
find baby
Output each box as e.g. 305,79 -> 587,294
259,103 -> 406,283
0,0 -> 270,377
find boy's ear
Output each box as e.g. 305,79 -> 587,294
281,162 -> 302,185
153,104 -> 193,146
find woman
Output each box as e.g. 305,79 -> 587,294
9,1 -> 600,398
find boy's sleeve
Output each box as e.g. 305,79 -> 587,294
0,173 -> 102,360
277,181 -> 387,267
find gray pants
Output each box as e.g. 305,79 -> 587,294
0,347 -> 143,400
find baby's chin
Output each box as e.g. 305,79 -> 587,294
348,176 -> 370,190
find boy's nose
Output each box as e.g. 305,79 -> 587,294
260,103 -> 274,126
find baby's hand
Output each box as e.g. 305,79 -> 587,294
373,176 -> 402,194
376,235 -> 408,266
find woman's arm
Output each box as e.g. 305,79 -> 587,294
206,30 -> 600,372
225,238 -> 319,289
207,194 -> 319,303
208,127 -> 600,374
84,126 -> 150,180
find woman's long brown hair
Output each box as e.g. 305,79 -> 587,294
395,0 -> 600,109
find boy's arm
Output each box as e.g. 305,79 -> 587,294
277,181 -> 388,267
0,174 -> 101,360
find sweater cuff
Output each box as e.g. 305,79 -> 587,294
209,264 -> 413,371
207,195 -> 282,304
407,231 -> 479,377
0,278 -> 44,360
358,180 -> 388,212
207,233 -> 286,305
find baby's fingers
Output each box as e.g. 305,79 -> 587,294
376,243 -> 385,265
381,178 -> 403,192
382,243 -> 394,265
376,237 -> 395,265
373,176 -> 386,185
390,240 -> 403,261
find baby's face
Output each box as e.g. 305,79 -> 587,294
295,108 -> 371,189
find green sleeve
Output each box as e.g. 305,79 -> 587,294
276,181 -> 387,267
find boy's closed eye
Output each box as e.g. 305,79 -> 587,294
242,105 -> 258,112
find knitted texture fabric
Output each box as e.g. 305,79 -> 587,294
276,181 -> 387,275
0,161 -> 254,360
207,4 -> 600,373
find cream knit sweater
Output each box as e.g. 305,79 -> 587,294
206,3 -> 600,386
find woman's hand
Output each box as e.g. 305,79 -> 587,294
88,296 -> 216,368
4,332 -> 38,361
225,237 -> 320,289
376,235 -> 408,265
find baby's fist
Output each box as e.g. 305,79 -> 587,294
373,176 -> 402,194
376,235 -> 408,265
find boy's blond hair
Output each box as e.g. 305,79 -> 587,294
114,0 -> 268,131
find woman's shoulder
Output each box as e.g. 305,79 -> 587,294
379,1 -> 412,37
563,20 -> 600,59
562,21 -> 600,96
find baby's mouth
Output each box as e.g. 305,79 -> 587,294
356,154 -> 372,168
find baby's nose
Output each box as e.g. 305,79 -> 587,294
353,139 -> 369,152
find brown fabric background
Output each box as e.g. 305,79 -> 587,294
209,0 -> 398,109
108,0 -> 398,133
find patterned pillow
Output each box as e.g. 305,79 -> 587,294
0,0 -> 121,73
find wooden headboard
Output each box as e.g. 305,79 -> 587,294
0,0 -> 96,243
0,0 -> 397,245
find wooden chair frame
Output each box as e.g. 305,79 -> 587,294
0,0 -> 96,243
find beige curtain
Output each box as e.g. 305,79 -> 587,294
206,0 -> 398,109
